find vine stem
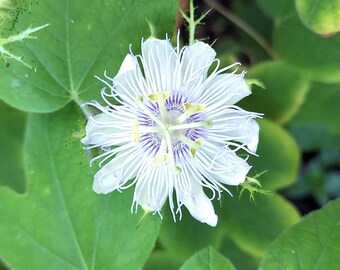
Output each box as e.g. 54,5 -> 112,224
203,0 -> 277,59
73,94 -> 91,119
181,0 -> 209,45
73,96 -> 94,160
188,0 -> 196,45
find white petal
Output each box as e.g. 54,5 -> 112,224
93,148 -> 143,194
141,38 -> 177,92
196,144 -> 251,186
113,54 -> 148,104
177,179 -> 218,227
198,73 -> 251,110
81,110 -> 133,147
134,164 -> 172,213
227,118 -> 259,152
181,42 -> 216,80
208,108 -> 260,152
179,41 -> 216,95
117,54 -> 139,76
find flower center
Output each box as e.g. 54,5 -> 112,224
133,92 -> 212,174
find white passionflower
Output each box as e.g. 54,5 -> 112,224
82,37 -> 260,227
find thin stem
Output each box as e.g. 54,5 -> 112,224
189,0 -> 196,45
73,97 -> 93,161
73,95 -> 91,119
203,0 -> 277,59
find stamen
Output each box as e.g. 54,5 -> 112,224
135,96 -> 165,129
164,131 -> 182,174
132,120 -> 159,142
148,91 -> 170,117
178,135 -> 205,158
132,120 -> 140,142
177,103 -> 206,123
153,139 -> 169,164
169,120 -> 213,131
148,91 -> 171,102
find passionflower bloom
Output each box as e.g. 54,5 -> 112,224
82,37 -> 260,226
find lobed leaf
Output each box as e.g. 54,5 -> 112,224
0,0 -> 177,113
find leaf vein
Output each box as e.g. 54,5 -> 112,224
45,114 -> 90,270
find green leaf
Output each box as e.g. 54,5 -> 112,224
273,0 -> 340,83
0,0 -> 177,113
245,78 -> 266,90
249,119 -> 300,190
0,104 -> 161,269
158,209 -> 220,261
144,251 -> 183,270
241,61 -> 310,124
289,124 -> 340,151
259,198 -> 340,270
295,0 -> 340,35
219,236 -> 259,270
180,247 -> 236,270
218,192 -> 300,257
289,82 -> 340,135
0,101 -> 26,193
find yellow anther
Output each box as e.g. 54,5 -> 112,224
148,91 -> 171,102
177,103 -> 206,123
173,166 -> 182,175
148,91 -> 170,119
204,119 -> 213,128
153,154 -> 171,165
152,139 -> 168,165
132,120 -> 140,142
189,138 -> 205,158
135,96 -> 144,104
183,103 -> 206,112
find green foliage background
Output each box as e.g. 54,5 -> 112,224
0,0 -> 340,269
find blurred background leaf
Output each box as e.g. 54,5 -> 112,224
259,198 -> 340,270
145,186 -> 299,269
272,0 -> 340,83
248,119 -> 300,191
180,247 -> 236,270
295,0 -> 340,35
217,192 -> 300,258
289,83 -> 340,135
240,61 -> 310,124
255,0 -> 294,19
219,236 -> 259,270
284,82 -> 340,209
